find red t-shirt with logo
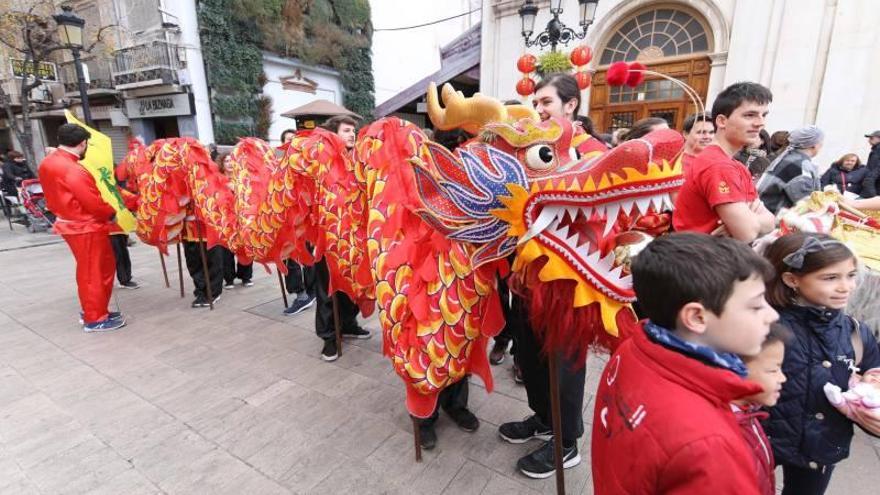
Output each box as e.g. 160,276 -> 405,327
673,144 -> 757,234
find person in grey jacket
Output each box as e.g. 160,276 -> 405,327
757,125 -> 824,213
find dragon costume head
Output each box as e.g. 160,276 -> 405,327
416,84 -> 685,361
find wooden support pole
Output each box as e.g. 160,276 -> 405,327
159,249 -> 170,288
548,352 -> 566,495
411,416 -> 423,462
176,242 -> 185,298
278,269 -> 289,308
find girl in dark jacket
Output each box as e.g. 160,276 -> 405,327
820,153 -> 869,196
763,233 -> 880,495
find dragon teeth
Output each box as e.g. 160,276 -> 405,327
575,241 -> 593,260
603,203 -> 621,236
521,206 -> 561,245
635,197 -> 651,215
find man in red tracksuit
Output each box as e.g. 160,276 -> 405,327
38,123 -> 126,332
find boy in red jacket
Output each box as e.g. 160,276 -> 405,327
733,322 -> 791,495
591,233 -> 778,494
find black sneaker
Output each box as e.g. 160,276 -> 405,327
447,408 -> 479,432
283,294 -> 315,315
418,422 -> 437,450
224,282 -> 235,290
242,279 -> 254,287
191,296 -> 207,308
321,339 -> 339,362
489,340 -> 508,365
342,326 -> 371,339
499,414 -> 552,444
517,441 -> 581,479
117,280 -> 140,289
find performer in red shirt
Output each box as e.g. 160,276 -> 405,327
673,82 -> 776,243
38,124 -> 125,332
680,112 -> 715,169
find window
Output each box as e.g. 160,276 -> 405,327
609,78 -> 685,103
600,9 -> 709,65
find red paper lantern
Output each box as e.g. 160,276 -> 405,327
570,45 -> 593,67
516,76 -> 536,96
517,54 -> 537,74
575,71 -> 592,90
606,62 -> 629,86
626,62 -> 647,88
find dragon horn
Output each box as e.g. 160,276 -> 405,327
426,82 -> 507,135
505,105 -> 540,122
426,82 -> 447,129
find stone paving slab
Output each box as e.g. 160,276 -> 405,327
0,228 -> 878,494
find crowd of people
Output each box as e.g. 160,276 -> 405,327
5,71 -> 879,494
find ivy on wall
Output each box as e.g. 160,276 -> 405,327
198,0 -> 272,144
199,0 -> 374,144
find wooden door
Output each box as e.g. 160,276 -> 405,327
589,56 -> 710,133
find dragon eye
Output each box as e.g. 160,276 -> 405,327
525,144 -> 555,170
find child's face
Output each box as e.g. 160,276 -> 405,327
744,341 -> 787,407
704,275 -> 778,357
785,257 -> 857,310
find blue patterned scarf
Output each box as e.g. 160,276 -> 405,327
644,321 -> 749,377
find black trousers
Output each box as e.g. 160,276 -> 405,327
314,258 -> 360,340
420,378 -> 469,427
284,259 -> 315,296
183,241 -> 224,299
512,294 -> 585,447
221,247 -> 253,283
493,275 -> 518,357
781,464 -> 835,495
110,234 -> 132,285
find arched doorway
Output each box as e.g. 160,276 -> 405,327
589,7 -> 712,133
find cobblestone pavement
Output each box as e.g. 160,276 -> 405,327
0,227 -> 878,494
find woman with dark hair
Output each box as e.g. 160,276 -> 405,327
768,130 -> 790,161
735,129 -> 772,181
621,117 -> 669,142
500,72 -> 589,479
533,73 -> 606,156
820,153 -> 868,196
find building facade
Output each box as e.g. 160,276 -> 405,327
261,53 -> 344,146
480,0 -> 880,167
0,0 -> 212,163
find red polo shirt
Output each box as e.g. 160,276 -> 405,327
673,144 -> 756,234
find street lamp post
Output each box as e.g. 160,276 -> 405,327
519,0 -> 599,52
53,6 -> 92,125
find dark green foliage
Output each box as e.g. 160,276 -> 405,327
198,0 -> 375,143
198,0 -> 267,143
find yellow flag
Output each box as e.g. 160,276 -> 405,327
64,110 -> 137,232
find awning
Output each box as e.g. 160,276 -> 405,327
374,23 -> 481,119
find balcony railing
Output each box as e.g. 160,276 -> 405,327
111,40 -> 181,88
59,57 -> 115,94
